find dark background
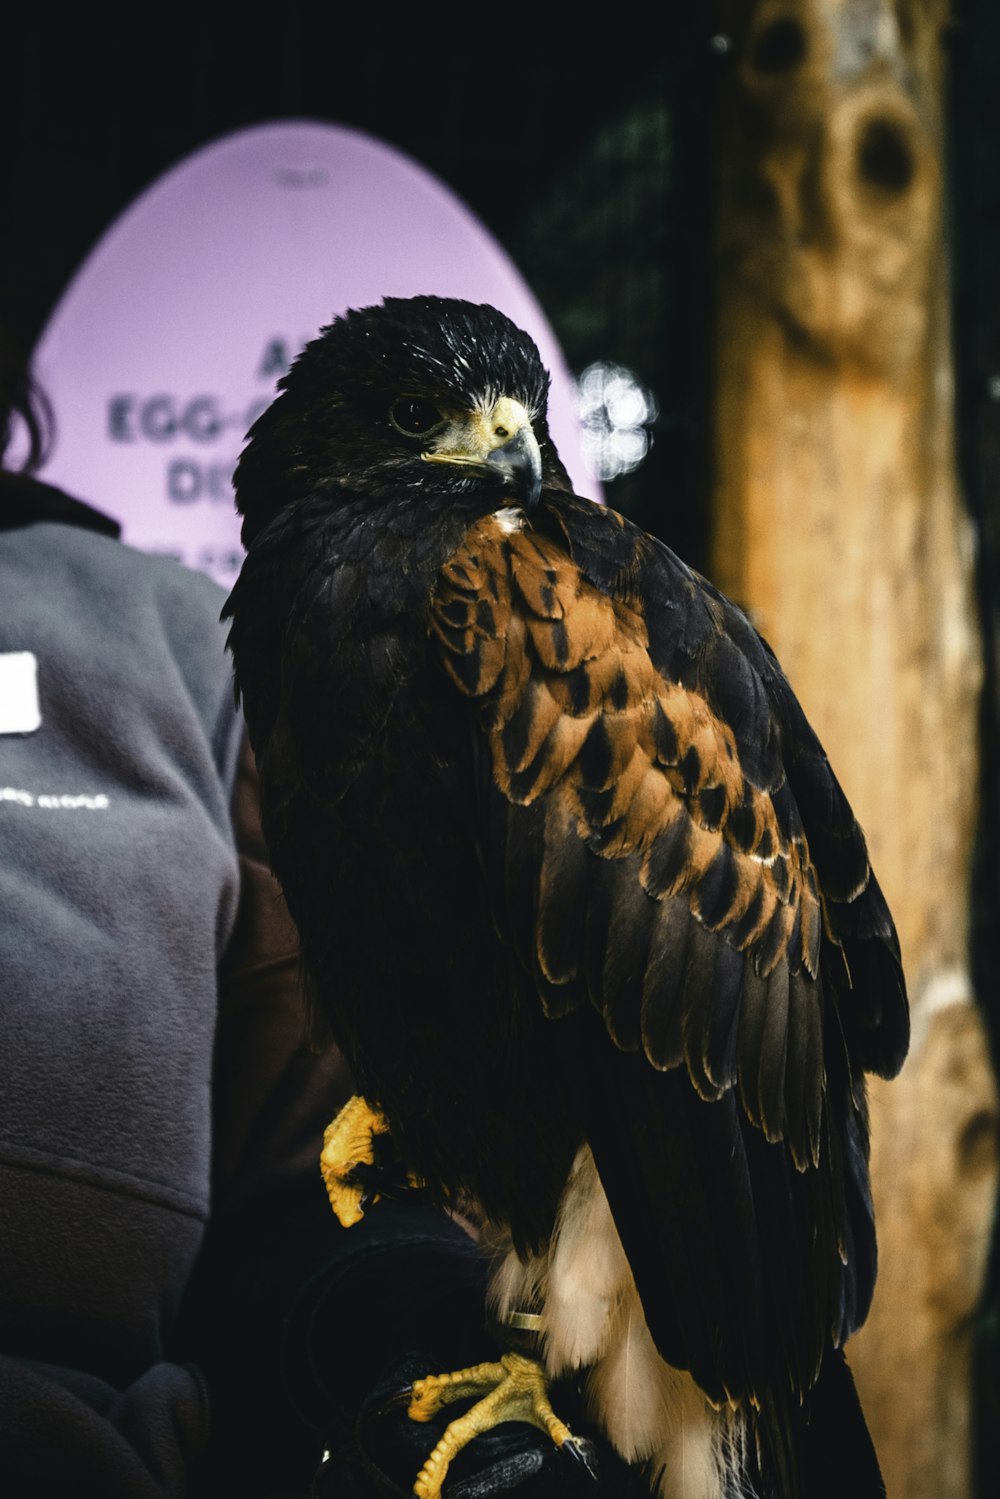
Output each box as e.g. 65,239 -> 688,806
5,6 -> 999,1493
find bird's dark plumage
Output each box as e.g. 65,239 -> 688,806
224,295 -> 909,1499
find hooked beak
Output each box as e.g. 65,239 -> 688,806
485,424 -> 542,508
423,396 -> 543,508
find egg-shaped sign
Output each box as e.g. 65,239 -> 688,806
28,119 -> 595,587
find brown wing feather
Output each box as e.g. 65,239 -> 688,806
432,513 -> 823,956
430,512 -> 842,1170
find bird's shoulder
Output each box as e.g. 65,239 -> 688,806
430,489 -> 816,941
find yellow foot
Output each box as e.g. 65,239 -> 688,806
319,1095 -> 391,1227
407,1351 -> 585,1498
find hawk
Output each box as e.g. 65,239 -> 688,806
223,296 -> 909,1499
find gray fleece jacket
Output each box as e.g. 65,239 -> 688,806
0,485 -> 243,1487
0,478 -> 362,1497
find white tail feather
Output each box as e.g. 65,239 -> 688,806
486,1147 -> 746,1499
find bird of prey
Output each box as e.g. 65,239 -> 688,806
223,295 -> 909,1499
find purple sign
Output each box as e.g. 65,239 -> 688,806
28,119 -> 597,587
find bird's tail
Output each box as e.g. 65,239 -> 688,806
586,1297 -> 737,1499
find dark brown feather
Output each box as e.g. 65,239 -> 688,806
430,509 -> 831,1131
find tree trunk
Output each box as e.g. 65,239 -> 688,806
709,4 -> 999,1496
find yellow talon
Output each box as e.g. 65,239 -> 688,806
408,1352 -> 576,1498
319,1095 -> 390,1227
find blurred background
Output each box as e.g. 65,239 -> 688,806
4,4 -> 999,1496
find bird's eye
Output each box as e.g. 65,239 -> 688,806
390,397 -> 444,437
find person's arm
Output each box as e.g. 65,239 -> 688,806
172,729 -> 352,1495
174,737 -> 489,1494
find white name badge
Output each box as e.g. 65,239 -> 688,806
0,652 -> 42,734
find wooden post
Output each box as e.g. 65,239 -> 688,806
709,3 -> 999,1495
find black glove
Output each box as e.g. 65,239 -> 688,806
283,1201 -> 647,1497
310,1352 -> 646,1498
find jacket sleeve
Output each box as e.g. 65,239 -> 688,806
178,734 -> 491,1498
173,729 -> 352,1496
211,728 -> 356,1210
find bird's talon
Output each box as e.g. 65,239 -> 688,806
404,1353 -> 576,1497
562,1436 -> 600,1479
320,1095 -> 390,1227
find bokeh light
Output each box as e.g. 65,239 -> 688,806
575,361 -> 659,482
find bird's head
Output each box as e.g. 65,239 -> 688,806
234,296 -> 573,548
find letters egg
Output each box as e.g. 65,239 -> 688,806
28,120 -> 591,587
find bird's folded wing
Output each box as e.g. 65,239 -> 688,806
428,493 -> 909,1402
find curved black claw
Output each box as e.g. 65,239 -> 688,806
346,1157 -> 434,1208
562,1437 -> 600,1481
